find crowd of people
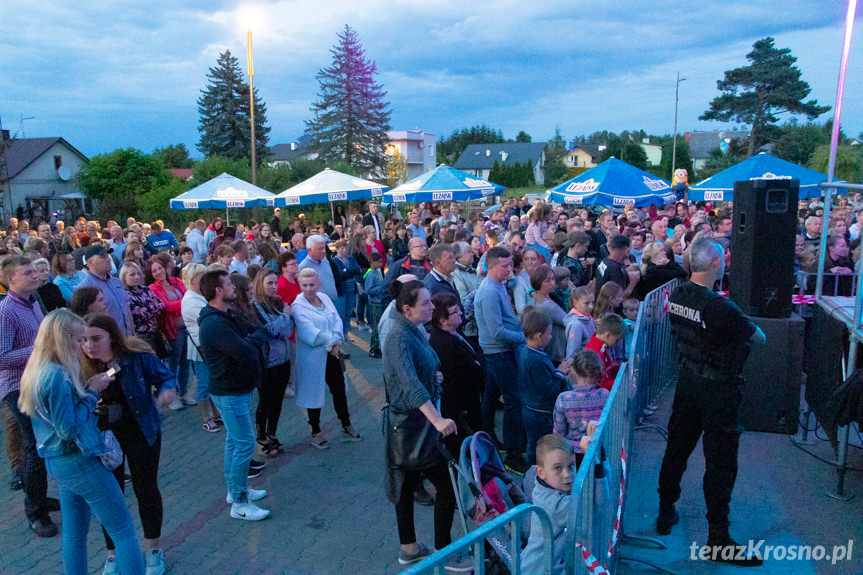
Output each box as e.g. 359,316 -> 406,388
0,191 -> 840,573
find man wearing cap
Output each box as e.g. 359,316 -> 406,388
77,245 -> 135,336
557,231 -> 592,288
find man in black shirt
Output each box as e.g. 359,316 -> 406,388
656,238 -> 765,566
594,235 -> 640,299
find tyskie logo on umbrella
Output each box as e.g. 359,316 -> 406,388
565,179 -> 600,194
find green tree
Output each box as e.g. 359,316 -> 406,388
544,126 -> 568,185
809,144 -> 862,183
602,135 -> 648,169
153,144 -> 193,169
77,148 -> 170,221
306,25 -> 392,176
385,148 -> 408,189
137,177 -> 190,223
489,159 -> 502,184
190,156 -> 252,187
515,130 -> 532,143
700,37 -> 829,156
698,147 -> 746,180
197,50 -> 270,163
657,137 -> 694,180
437,125 -> 505,164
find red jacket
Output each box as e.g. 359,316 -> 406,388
148,278 -> 186,340
584,335 -> 620,391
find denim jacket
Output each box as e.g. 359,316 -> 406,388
31,363 -> 102,459
113,351 -> 177,445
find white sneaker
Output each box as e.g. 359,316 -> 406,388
226,488 -> 267,504
230,502 -> 270,521
169,399 -> 186,411
102,556 -> 119,575
180,395 -> 197,406
145,548 -> 166,575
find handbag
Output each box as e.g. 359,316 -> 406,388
98,430 -> 124,471
152,330 -> 172,360
383,404 -> 442,470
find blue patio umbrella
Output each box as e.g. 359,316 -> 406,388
689,153 -> 842,202
547,158 -> 677,207
273,168 -> 388,207
382,164 -> 504,203
169,173 -> 277,210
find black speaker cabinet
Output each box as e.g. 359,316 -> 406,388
740,314 -> 804,434
730,178 -> 799,318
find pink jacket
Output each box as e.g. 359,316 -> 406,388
149,278 -> 187,340
525,221 -> 549,248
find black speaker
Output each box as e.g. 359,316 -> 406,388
730,178 -> 799,318
740,314 -> 804,434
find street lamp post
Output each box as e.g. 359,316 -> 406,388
671,71 -> 686,177
247,28 -> 256,185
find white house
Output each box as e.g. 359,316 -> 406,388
386,129 -> 436,180
454,142 -> 547,185
639,139 -> 663,167
0,132 -> 89,224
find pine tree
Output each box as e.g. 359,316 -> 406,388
700,37 -> 829,156
306,25 -> 392,176
197,50 -> 270,163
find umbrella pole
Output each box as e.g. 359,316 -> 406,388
330,202 -> 335,227
225,208 -> 229,226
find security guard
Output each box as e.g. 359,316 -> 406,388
656,237 -> 765,566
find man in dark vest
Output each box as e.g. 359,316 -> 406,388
656,237 -> 765,566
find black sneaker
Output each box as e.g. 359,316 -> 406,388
504,456 -> 526,477
369,350 -> 382,359
656,506 -> 679,535
248,467 -> 263,480
706,526 -> 764,567
29,517 -> 58,538
249,459 -> 266,470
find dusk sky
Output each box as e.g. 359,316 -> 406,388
3,1 -> 861,158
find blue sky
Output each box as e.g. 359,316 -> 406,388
2,1 -> 861,158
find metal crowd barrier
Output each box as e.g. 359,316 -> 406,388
406,280 -> 683,575
400,503 -> 553,575
565,279 -> 681,575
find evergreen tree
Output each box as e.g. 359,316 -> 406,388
306,25 -> 392,176
153,144 -> 193,169
658,138 -> 694,180
489,159 -> 502,184
515,131 -> 532,143
437,125 -> 505,164
544,126 -> 568,185
197,50 -> 270,163
700,37 -> 829,156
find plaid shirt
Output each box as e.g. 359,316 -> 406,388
0,291 -> 44,400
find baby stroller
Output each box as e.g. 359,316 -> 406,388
440,430 -> 528,572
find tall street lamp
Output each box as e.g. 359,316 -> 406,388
247,28 -> 256,185
671,71 -> 686,177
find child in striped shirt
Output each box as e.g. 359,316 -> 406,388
553,350 -> 609,467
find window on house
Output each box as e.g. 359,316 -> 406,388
54,156 -> 62,170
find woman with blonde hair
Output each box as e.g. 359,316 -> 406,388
81,313 -> 176,575
18,309 -> 146,575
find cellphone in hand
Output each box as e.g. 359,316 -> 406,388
105,365 -> 120,378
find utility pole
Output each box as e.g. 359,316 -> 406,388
671,71 -> 686,176
247,29 -> 256,185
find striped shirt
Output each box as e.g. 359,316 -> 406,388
0,291 -> 44,399
553,387 -> 609,454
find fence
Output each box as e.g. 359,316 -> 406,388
405,279 -> 683,574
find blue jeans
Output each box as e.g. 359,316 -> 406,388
522,407 -> 553,466
168,325 -> 190,397
210,393 -> 255,504
341,289 -> 356,333
45,452 -> 144,575
191,361 -> 211,401
356,292 -> 370,325
481,350 -> 525,459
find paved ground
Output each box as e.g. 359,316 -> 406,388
1,325 -> 862,574
622,388 -> 863,575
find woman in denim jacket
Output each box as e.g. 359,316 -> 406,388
81,313 -> 177,575
18,309 -> 146,575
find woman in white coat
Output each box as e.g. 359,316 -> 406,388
292,268 -> 362,449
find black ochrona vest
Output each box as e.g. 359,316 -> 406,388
668,282 -> 750,377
